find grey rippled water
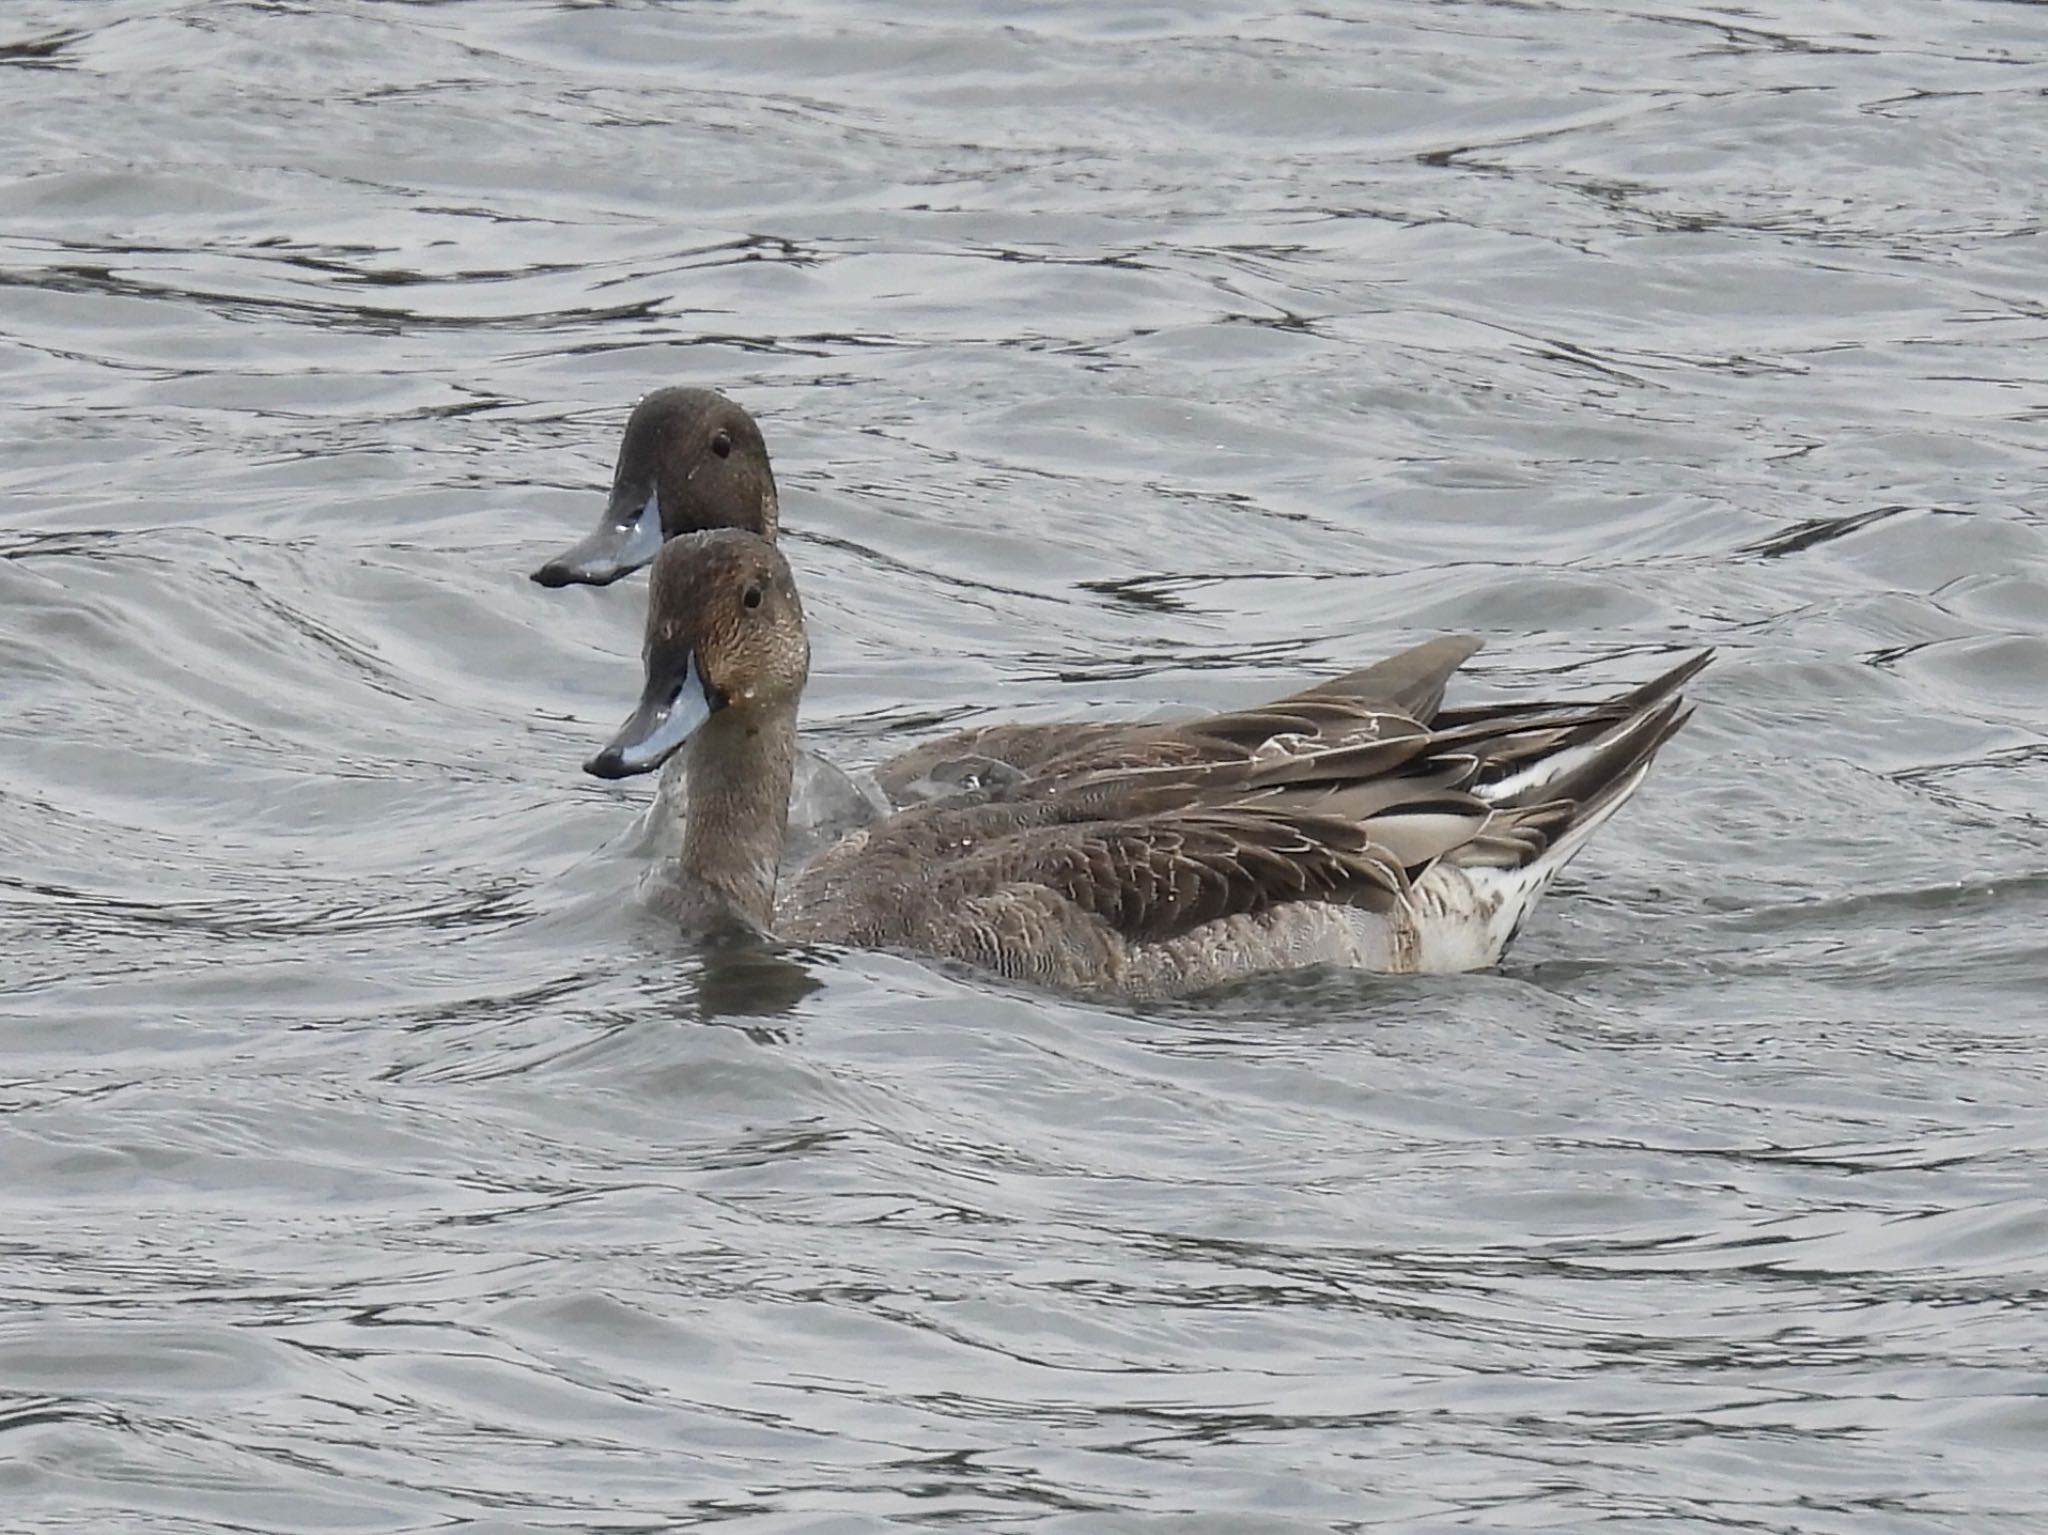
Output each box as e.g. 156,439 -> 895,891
3,1 -> 2045,1530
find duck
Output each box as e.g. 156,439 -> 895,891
582,528 -> 1708,998
533,386 -> 1632,816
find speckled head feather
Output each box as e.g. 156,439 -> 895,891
583,529 -> 808,786
644,528 -> 808,713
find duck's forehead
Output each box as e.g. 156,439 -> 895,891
641,385 -> 718,420
641,386 -> 762,444
650,554 -> 756,623
699,544 -> 766,586
648,528 -> 785,604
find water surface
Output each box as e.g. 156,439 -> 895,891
2,2 -> 2045,1531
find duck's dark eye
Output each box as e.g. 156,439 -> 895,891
711,430 -> 733,459
742,585 -> 763,610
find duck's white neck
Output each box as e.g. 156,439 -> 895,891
675,700 -> 795,930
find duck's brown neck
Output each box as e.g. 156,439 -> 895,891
677,700 -> 795,929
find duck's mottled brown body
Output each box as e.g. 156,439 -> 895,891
584,528 -> 1706,997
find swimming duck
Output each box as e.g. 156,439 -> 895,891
583,529 -> 1707,997
533,386 -> 1666,813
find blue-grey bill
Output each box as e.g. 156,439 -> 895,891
584,652 -> 714,779
530,489 -> 663,587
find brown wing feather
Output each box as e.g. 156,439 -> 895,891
1290,634 -> 1485,718
872,636 -> 1487,806
926,809 -> 1410,944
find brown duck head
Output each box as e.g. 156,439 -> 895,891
584,528 -> 809,778
532,386 -> 780,588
